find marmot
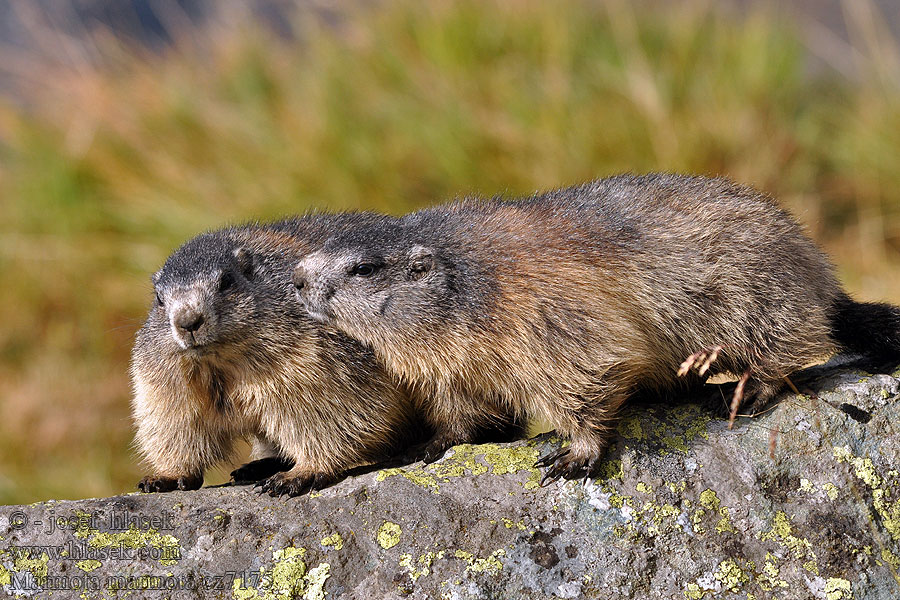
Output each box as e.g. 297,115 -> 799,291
131,215 -> 424,497
291,174 -> 900,483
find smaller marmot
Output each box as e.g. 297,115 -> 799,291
131,216 -> 422,496
292,174 -> 900,483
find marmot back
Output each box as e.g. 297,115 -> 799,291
131,214 -> 422,496
292,173 -> 900,482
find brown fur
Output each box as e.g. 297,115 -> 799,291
131,218 -> 421,496
293,174 -> 897,481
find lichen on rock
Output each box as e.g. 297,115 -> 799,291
0,359 -> 898,599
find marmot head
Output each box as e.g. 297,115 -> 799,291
145,232 -> 261,356
292,217 -> 462,350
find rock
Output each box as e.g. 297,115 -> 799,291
1,358 -> 899,599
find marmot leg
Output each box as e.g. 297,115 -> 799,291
536,388 -> 628,485
134,396 -> 231,493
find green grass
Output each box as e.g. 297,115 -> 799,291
0,0 -> 898,504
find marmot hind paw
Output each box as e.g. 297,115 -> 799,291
255,471 -> 339,497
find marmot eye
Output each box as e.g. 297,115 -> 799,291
219,272 -> 235,292
155,292 -> 164,307
351,263 -> 377,277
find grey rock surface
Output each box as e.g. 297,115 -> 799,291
1,358 -> 899,599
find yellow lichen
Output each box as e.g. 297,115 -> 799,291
600,459 -> 624,481
608,491 -> 631,509
689,489 -> 736,535
699,489 -> 719,510
761,511 -> 816,567
714,558 -> 749,592
74,518 -> 181,567
683,582 -> 703,599
375,467 -> 440,493
833,446 -> 900,541
501,518 -> 526,530
431,446 -> 487,478
631,500 -> 683,537
12,551 -> 49,582
666,480 -> 687,494
834,446 -> 877,485
376,441 -> 543,491
482,444 -> 539,476
75,559 -> 101,572
715,514 -> 735,534
304,563 -> 331,600
454,549 -> 505,575
320,533 -> 343,551
824,577 -> 852,600
679,407 -> 712,442
652,406 -> 711,456
269,546 -> 308,599
232,578 -> 261,600
823,483 -> 839,501
230,546 -> 332,600
618,415 -> 644,440
399,551 -> 444,581
872,488 -> 900,541
689,507 -> 705,533
757,553 -> 789,591
377,522 -> 402,549
661,435 -> 689,453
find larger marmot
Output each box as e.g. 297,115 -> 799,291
291,174 -> 900,483
131,215 -> 423,496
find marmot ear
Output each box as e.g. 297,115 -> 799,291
151,270 -> 162,286
233,247 -> 255,278
408,245 -> 433,280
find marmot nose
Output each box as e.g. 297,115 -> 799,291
175,310 -> 205,333
291,266 -> 307,292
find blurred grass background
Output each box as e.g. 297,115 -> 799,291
0,0 -> 899,504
